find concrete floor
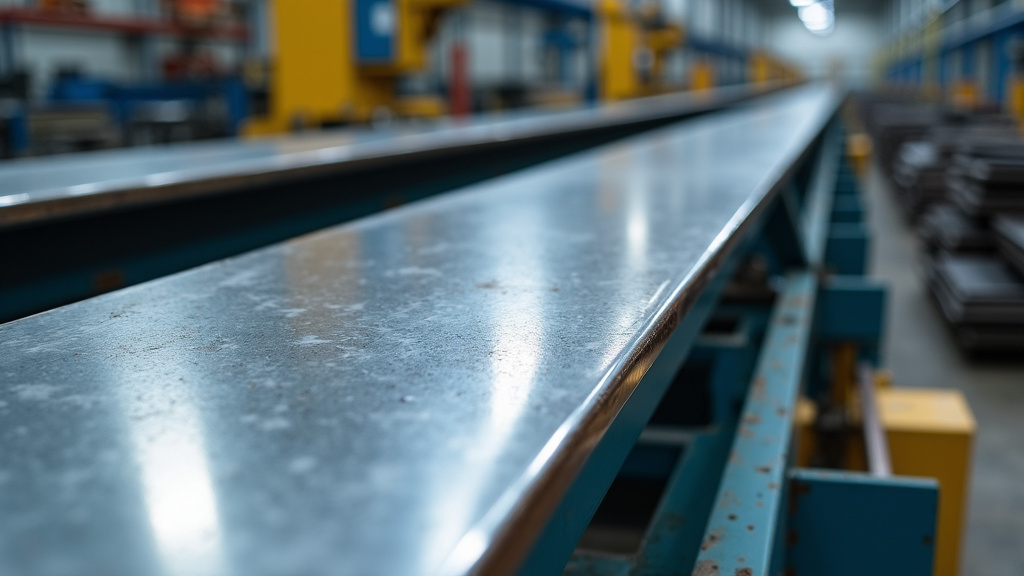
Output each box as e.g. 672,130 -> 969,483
866,167 -> 1024,576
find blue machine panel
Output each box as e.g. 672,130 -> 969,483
356,0 -> 396,63
786,469 -> 938,576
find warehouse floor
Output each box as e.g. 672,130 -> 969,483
866,167 -> 1024,576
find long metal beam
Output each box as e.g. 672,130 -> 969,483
0,85 -> 839,576
0,83 -> 784,229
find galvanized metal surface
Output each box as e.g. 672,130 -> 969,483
0,85 -> 838,576
0,83 -> 777,228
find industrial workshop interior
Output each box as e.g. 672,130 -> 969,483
4,0 -> 1024,574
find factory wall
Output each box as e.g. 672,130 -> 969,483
768,11 -> 883,88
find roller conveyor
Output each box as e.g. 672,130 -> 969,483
0,84 -> 776,323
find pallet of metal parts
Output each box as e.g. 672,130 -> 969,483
917,203 -> 992,253
924,251 -> 1024,350
993,215 -> 1024,278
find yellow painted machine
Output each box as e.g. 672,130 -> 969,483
597,0 -> 683,101
245,0 -> 466,135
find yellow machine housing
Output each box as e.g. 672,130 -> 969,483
598,0 -> 683,101
246,0 -> 464,135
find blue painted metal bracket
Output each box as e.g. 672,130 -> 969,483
691,270 -> 818,576
801,126 -> 841,267
817,277 -> 886,346
785,469 -> 938,576
825,223 -> 868,276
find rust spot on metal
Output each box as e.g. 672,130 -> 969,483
736,568 -> 753,576
744,413 -> 761,425
755,501 -> 764,508
728,514 -> 737,521
719,491 -> 741,508
777,314 -> 798,326
756,466 -> 772,474
739,426 -> 755,439
746,525 -> 755,532
701,528 -> 725,551
737,557 -> 746,564
729,451 -> 745,465
693,560 -> 720,576
752,377 -> 766,400
776,406 -> 786,416
768,482 -> 779,490
476,281 -> 498,290
770,359 -> 783,370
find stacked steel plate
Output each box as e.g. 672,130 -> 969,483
918,203 -> 992,253
948,141 -> 1024,216
858,93 -> 1024,352
924,252 -> 1024,350
993,215 -> 1024,278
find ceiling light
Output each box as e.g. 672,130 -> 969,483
798,2 -> 834,35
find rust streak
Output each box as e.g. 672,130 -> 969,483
693,560 -> 720,576
700,528 -> 725,551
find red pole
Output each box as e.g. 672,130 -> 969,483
450,42 -> 470,118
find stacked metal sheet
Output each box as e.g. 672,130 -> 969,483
993,215 -> 1024,278
861,101 -> 938,178
858,93 -> 1024,352
893,141 -> 946,218
948,141 -> 1024,216
918,203 -> 992,253
890,123 -> 1020,220
924,251 -> 1024,350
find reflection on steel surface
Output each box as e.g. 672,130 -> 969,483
0,85 -> 838,576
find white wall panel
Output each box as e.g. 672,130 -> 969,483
768,12 -> 883,88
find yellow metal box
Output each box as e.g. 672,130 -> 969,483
878,388 -> 975,576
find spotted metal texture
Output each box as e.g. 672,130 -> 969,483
0,86 -> 838,576
692,271 -> 818,576
0,83 -> 779,228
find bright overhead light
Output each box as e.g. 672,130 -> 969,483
798,2 -> 834,35
789,0 -> 815,6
